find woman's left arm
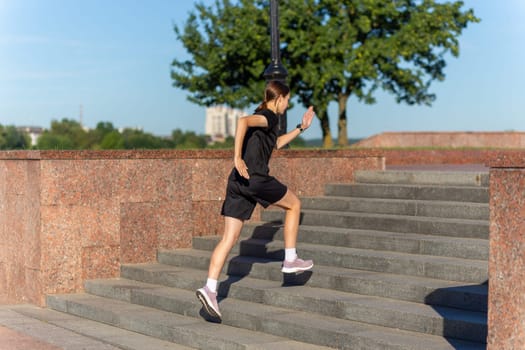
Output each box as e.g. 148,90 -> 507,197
276,106 -> 315,149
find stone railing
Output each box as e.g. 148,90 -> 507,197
0,149 -> 384,306
352,131 -> 525,149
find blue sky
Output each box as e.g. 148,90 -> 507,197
0,0 -> 523,140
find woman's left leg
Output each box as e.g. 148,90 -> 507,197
273,189 -> 313,273
273,189 -> 301,249
197,216 -> 244,319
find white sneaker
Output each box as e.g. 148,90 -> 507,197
281,257 -> 314,273
196,286 -> 222,319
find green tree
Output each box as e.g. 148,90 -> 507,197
35,119 -> 178,150
207,136 -> 235,149
0,125 -> 31,149
289,135 -> 307,148
37,119 -> 88,149
37,134 -> 75,150
120,128 -> 171,149
88,122 -> 118,149
171,129 -> 207,149
172,0 -> 479,148
172,0 -> 269,109
99,130 -> 124,149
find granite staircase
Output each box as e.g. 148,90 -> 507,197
46,170 -> 489,349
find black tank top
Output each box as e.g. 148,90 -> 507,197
241,109 -> 280,177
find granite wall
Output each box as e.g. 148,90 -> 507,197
4,147 -> 525,347
0,149 -> 384,306
487,152 -> 525,349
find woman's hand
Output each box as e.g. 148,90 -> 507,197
301,106 -> 315,130
235,156 -> 250,179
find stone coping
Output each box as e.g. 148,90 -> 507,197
0,149 -> 384,160
4,149 -> 524,168
485,152 -> 525,168
352,131 -> 525,149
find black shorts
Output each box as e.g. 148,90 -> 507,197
221,170 -> 287,220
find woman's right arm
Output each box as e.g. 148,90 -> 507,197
234,115 -> 268,179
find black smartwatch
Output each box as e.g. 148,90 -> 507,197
296,124 -> 304,133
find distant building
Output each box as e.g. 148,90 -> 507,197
205,105 -> 246,143
17,126 -> 44,146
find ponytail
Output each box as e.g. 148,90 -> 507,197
255,101 -> 268,112
255,81 -> 290,112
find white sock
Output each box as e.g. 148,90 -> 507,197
285,248 -> 297,262
206,278 -> 218,293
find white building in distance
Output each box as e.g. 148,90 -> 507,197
17,126 -> 44,146
205,105 -> 246,143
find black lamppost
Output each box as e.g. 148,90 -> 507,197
263,0 -> 288,136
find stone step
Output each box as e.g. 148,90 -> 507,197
301,196 -> 489,221
354,170 -> 489,187
262,209 -> 489,239
240,223 -> 489,260
46,293 -> 329,350
160,241 -> 487,284
122,262 -> 487,313
46,291 -> 485,350
325,183 -> 489,203
78,277 -> 486,346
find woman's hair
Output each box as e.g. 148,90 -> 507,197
255,80 -> 290,112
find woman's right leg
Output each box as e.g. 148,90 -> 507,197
208,216 -> 244,280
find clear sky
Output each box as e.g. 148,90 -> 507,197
0,0 -> 523,140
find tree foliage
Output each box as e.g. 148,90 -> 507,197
0,119 -> 308,150
37,119 -> 89,149
34,119 -> 207,150
172,0 -> 270,109
172,0 -> 479,147
172,129 -> 208,149
0,125 -> 31,150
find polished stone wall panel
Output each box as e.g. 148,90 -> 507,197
120,202 -> 158,264
78,199 -> 120,248
0,160 -> 41,304
487,166 -> 525,349
81,245 -> 120,281
192,200 -> 225,237
191,158 -> 231,201
156,200 -> 194,249
40,205 -> 83,295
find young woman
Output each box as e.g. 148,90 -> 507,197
196,80 -> 315,320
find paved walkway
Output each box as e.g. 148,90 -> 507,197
0,304 -> 187,350
0,325 -> 61,350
